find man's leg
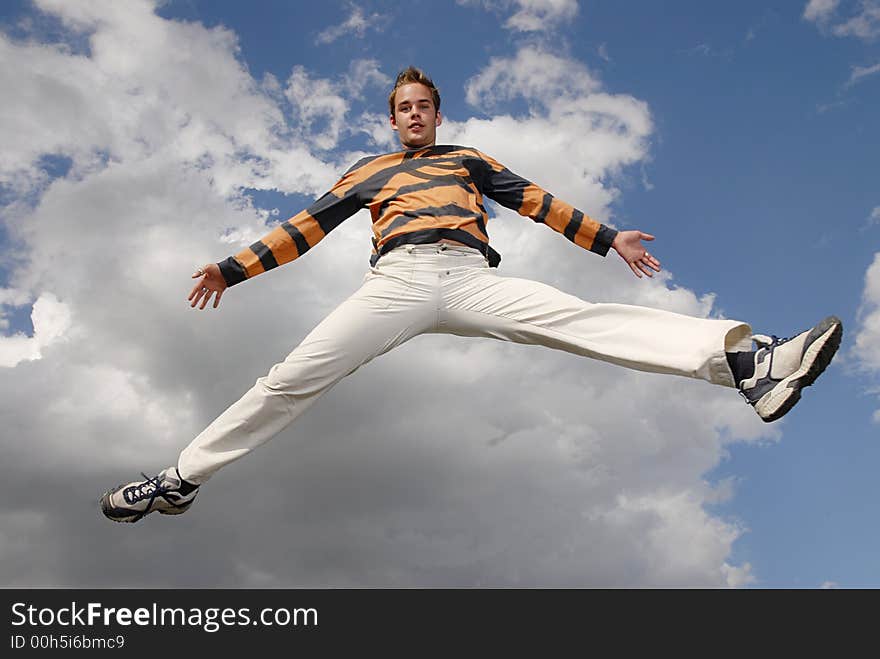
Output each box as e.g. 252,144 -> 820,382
178,267 -> 433,484
441,267 -> 751,386
440,264 -> 840,421
101,254 -> 433,521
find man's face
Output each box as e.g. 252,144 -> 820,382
390,82 -> 442,149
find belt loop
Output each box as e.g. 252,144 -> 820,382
405,245 -> 414,254
439,243 -> 447,251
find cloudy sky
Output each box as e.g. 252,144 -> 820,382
1,0 -> 878,588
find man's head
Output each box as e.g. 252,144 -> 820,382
388,66 -> 442,149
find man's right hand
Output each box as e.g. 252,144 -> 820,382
188,263 -> 228,310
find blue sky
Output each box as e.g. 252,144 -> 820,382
1,0 -> 878,588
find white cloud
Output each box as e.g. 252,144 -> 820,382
0,4 -> 777,587
723,562 -> 756,588
870,207 -> 880,226
458,0 -> 578,32
0,292 -> 71,367
847,61 -> 880,86
314,2 -> 383,45
803,0 -> 880,40
833,1 -> 880,38
285,66 -> 350,152
459,48 -> 651,205
283,60 -> 391,151
1,0 -> 340,200
855,253 -> 880,369
804,0 -> 841,22
344,59 -> 391,99
465,46 -> 602,112
854,252 -> 880,420
600,491 -> 754,587
506,0 -> 579,32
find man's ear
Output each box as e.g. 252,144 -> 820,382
389,113 -> 399,132
435,110 -> 443,127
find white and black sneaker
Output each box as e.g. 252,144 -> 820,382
732,316 -> 842,423
100,467 -> 199,523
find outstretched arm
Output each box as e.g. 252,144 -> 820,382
187,158 -> 374,311
473,150 -> 617,258
473,150 -> 660,279
611,230 -> 662,279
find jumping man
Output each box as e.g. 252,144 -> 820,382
100,67 -> 842,523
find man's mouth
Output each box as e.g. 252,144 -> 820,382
410,123 -> 424,130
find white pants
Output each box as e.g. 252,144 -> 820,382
178,243 -> 752,483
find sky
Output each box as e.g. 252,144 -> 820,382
0,0 -> 878,588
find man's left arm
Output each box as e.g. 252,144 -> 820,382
474,151 -> 661,278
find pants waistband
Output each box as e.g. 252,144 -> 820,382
394,242 -> 483,256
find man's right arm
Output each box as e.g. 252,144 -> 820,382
188,161 -> 371,310
217,172 -> 365,288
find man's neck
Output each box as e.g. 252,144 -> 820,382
401,141 -> 436,151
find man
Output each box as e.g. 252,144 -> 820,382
101,67 -> 842,523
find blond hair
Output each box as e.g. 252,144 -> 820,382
387,66 -> 441,116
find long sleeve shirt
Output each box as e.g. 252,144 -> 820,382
217,145 -> 619,287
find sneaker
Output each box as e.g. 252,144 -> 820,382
100,467 -> 199,523
736,316 -> 842,422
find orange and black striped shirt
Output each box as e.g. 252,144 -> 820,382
217,145 -> 619,286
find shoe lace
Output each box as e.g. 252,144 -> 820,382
736,333 -> 792,404
752,333 -> 791,349
124,473 -> 168,502
123,473 -> 176,521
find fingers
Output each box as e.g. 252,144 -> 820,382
643,252 -> 661,272
640,232 -> 655,241
188,277 -> 205,301
189,282 -> 224,310
190,284 -> 207,308
200,285 -> 226,310
189,277 -> 211,309
629,252 -> 661,278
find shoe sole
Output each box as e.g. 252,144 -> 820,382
100,491 -> 194,523
754,316 -> 842,423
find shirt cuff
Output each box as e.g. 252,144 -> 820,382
217,256 -> 248,287
592,225 -> 618,257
